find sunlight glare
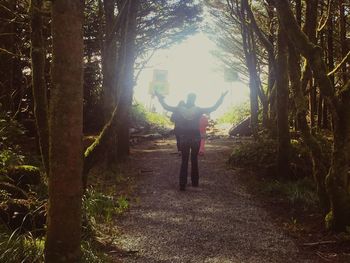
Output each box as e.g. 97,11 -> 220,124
134,33 -> 249,118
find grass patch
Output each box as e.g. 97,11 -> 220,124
0,228 -> 113,263
0,228 -> 44,263
261,177 -> 319,209
83,187 -> 129,225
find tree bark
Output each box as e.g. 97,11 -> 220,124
0,0 -> 16,112
240,0 -> 258,138
266,2 -> 277,135
243,0 -> 271,131
338,0 -> 348,83
325,86 -> 350,230
116,0 -> 139,158
304,0 -> 319,130
102,0 -> 118,121
276,26 -> 290,177
30,0 -> 50,175
44,0 -> 84,262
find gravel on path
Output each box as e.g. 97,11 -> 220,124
112,138 -> 309,263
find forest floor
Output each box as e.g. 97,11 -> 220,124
108,137 -> 348,263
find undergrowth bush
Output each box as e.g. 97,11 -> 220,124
83,188 -> 129,223
229,137 -> 313,178
0,115 -> 26,170
217,101 -> 250,124
131,103 -> 171,127
229,135 -> 332,209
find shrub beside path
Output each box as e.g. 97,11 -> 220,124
112,138 -> 313,263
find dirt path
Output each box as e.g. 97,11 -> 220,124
112,138 -> 309,263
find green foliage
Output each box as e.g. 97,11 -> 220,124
229,137 -> 277,170
0,149 -> 25,169
81,241 -> 112,263
0,228 -> 44,263
131,103 -> 171,127
145,111 -> 172,127
325,211 -> 334,230
262,178 -> 318,208
229,137 -> 313,178
0,116 -> 26,146
81,188 -> 128,262
217,101 -> 250,124
83,188 -> 129,224
0,228 -> 111,263
0,114 -> 26,169
131,103 -> 148,126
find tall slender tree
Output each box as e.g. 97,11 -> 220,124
44,0 -> 84,261
276,26 -> 290,177
116,0 -> 139,158
30,0 -> 49,174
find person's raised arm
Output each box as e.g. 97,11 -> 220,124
155,92 -> 177,112
200,91 -> 228,114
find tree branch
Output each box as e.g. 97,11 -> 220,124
327,50 -> 350,76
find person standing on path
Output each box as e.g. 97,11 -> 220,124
199,114 -> 209,155
156,91 -> 228,191
170,101 -> 186,154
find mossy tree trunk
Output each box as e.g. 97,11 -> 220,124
325,90 -> 350,230
30,0 -> 49,175
276,26 -> 290,177
274,0 -> 350,231
288,40 -> 330,212
44,0 -> 84,262
83,104 -> 119,188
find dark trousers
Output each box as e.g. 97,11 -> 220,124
179,136 -> 200,187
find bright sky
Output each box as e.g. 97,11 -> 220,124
134,32 -> 249,118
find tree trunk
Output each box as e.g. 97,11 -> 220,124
338,0 -> 348,84
324,6 -> 334,130
304,0 -> 319,130
266,3 -> 277,135
0,0 -> 16,112
30,0 -> 49,175
240,0 -> 258,138
317,94 -> 323,129
276,26 -> 290,177
325,91 -> 350,230
102,0 -> 118,121
44,1 -> 84,262
309,80 -> 317,129
116,0 -> 139,159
